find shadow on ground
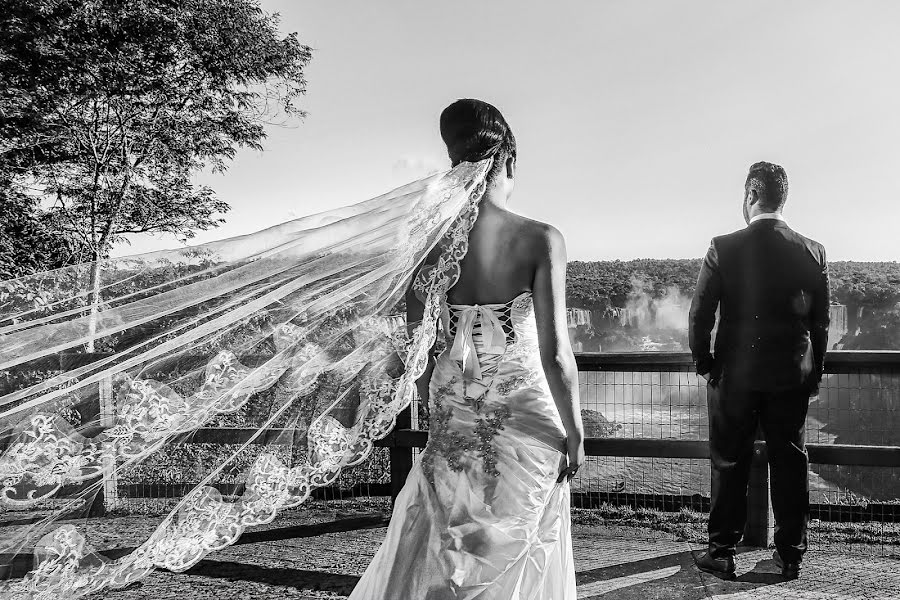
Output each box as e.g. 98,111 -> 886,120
189,559 -> 360,595
573,547 -> 788,599
66,521 -> 900,599
159,547 -> 790,599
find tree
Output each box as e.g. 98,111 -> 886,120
566,259 -> 703,310
829,262 -> 900,309
1,0 -> 312,349
841,308 -> 900,351
563,259 -> 900,352
0,187 -> 91,280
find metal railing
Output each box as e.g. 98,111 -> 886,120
4,351 -> 898,552
387,351 -> 900,550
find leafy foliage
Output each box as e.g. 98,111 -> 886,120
566,259 -> 900,351
1,0 -> 311,348
829,262 -> 900,308
566,259 -> 702,310
841,308 -> 900,351
1,0 -> 311,257
0,189 -> 91,280
567,259 -> 900,311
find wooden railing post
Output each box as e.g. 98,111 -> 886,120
743,439 -> 773,548
98,374 -> 118,512
389,406 -> 413,505
60,352 -> 111,517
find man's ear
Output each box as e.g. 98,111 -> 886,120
506,155 -> 516,179
748,188 -> 759,206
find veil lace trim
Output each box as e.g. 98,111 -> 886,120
0,160 -> 491,599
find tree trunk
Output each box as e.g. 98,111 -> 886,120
86,255 -> 102,352
85,163 -> 133,352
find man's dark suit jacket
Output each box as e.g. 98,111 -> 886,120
689,218 -> 830,393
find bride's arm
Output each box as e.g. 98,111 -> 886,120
405,251 -> 440,404
532,225 -> 585,482
405,283 -> 436,404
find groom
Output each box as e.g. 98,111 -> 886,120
689,162 -> 830,580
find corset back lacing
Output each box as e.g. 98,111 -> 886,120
444,294 -> 525,385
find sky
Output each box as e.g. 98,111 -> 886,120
120,0 -> 900,261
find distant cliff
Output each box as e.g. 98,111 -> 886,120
582,408 -> 621,437
566,260 -> 900,351
566,259 -> 701,311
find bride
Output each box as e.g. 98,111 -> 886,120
349,99 -> 584,598
0,99 -> 581,599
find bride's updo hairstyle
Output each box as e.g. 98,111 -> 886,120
440,99 -> 516,182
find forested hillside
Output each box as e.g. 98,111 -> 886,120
567,260 -> 900,310
566,260 -> 900,351
566,259 -> 702,311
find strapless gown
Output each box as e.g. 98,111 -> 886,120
348,292 -> 576,599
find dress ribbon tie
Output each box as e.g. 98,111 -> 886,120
448,305 -> 507,381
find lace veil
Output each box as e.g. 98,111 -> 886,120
0,159 -> 491,598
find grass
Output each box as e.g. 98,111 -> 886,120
572,503 -> 708,543
571,502 -> 900,553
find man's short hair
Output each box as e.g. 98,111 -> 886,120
746,161 -> 788,211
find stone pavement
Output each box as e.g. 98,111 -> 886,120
90,521 -> 900,600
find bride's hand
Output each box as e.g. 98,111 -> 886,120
557,435 -> 585,483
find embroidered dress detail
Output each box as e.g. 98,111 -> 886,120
349,290 -> 575,598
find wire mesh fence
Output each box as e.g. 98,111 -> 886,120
568,359 -> 900,554
104,443 -> 393,518
2,352 -> 898,556
807,463 -> 900,556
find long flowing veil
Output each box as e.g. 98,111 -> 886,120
0,159 -> 491,598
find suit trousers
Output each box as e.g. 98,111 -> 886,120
706,375 -> 810,562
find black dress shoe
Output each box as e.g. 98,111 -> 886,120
696,551 -> 736,579
773,550 -> 801,580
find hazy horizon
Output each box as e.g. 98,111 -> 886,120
117,1 -> 900,262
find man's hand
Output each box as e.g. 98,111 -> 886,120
558,435 -> 585,483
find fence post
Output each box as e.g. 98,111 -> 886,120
98,374 -> 118,512
743,439 -> 774,548
59,353 -> 110,517
389,406 -> 413,505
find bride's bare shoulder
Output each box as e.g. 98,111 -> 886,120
509,213 -> 565,255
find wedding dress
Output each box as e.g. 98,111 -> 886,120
0,156 -> 574,599
349,292 -> 576,599
0,161 -> 510,598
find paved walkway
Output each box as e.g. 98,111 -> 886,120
83,518 -> 900,600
